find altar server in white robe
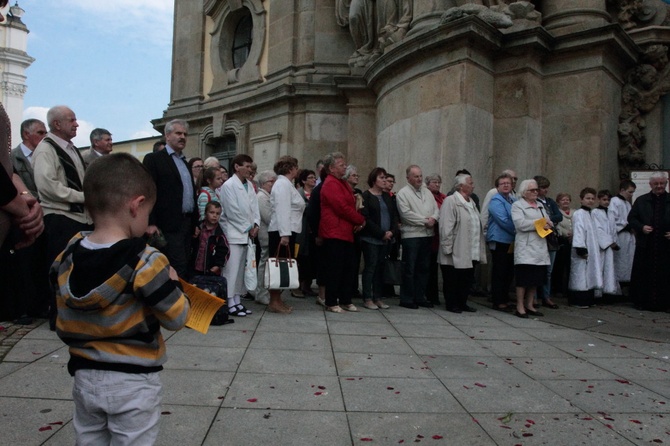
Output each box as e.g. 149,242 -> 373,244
592,191 -> 621,296
608,180 -> 636,283
568,188 -> 603,308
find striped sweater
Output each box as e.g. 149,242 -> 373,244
52,232 -> 190,376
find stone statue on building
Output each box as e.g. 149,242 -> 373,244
618,44 -> 670,176
336,0 -> 413,68
607,0 -> 669,30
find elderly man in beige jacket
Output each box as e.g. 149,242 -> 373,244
396,164 -> 439,309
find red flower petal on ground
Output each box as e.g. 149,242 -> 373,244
615,379 -> 631,384
360,437 -> 373,442
38,426 -> 52,432
48,421 -> 63,425
314,392 -> 323,396
522,433 -> 534,437
604,416 -> 615,421
477,362 -> 486,365
526,419 -> 535,425
474,383 -> 486,388
651,439 -> 662,443
318,385 -> 326,390
512,342 -> 521,345
629,420 -> 642,424
399,441 -> 405,444
395,391 -> 400,394
387,387 -> 395,390
432,435 -> 443,439
581,417 -> 593,421
606,424 -> 614,429
499,425 -> 512,429
247,398 -> 258,402
416,434 -> 424,438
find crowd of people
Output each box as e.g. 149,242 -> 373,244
3,102 -> 670,444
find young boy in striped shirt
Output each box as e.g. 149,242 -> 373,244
52,153 -> 190,445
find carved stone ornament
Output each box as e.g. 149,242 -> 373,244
608,0 -> 669,30
0,81 -> 27,98
618,44 -> 670,176
440,1 -> 541,29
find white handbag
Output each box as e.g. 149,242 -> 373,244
244,238 -> 257,291
265,244 -> 299,289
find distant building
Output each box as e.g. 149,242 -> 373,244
155,1 -> 670,198
0,3 -> 34,143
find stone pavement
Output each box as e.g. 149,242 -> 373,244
1,294 -> 669,445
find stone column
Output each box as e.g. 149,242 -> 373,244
408,0 -> 456,36
542,0 -> 610,34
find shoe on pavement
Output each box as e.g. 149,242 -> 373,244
363,301 -> 379,310
341,304 -> 359,312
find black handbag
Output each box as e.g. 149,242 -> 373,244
383,257 -> 403,285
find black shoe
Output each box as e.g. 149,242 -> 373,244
417,301 -> 434,308
525,308 -> 544,317
461,305 -> 477,313
14,315 -> 33,325
399,302 -> 419,309
514,310 -> 529,319
446,306 -> 462,314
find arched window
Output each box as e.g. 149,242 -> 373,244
232,11 -> 253,69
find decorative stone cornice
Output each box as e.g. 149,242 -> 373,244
608,0 -> 669,30
1,81 -> 27,97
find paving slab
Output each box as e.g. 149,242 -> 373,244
0,362 -> 72,399
330,334 -> 414,354
340,376 -> 462,413
223,373 -> 344,411
238,348 -> 336,375
424,355 -> 532,381
248,331 -> 331,351
404,337 -> 496,356
477,339 -> 576,358
204,409 -> 351,446
348,412 -> 495,445
506,356 -> 621,380
165,345 -> 246,372
334,352 -> 433,378
391,322 -> 467,338
327,320 -> 399,337
161,369 -> 234,406
0,396 -> 73,446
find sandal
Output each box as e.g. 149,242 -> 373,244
229,306 -> 247,317
327,305 -> 343,313
373,301 -> 389,309
363,301 -> 379,310
237,304 -> 252,315
341,304 -> 358,312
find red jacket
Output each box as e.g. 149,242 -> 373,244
319,175 -> 365,242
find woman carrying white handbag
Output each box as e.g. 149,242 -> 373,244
267,156 -> 305,314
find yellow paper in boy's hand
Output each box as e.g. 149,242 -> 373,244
534,218 -> 553,238
179,279 -> 226,334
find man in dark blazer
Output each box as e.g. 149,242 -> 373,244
143,119 -> 198,278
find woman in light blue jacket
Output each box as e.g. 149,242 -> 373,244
486,173 -> 516,311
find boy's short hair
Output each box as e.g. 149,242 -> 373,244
230,154 -> 253,169
84,153 -> 156,218
205,201 -> 222,212
579,187 -> 597,199
619,179 -> 636,191
597,189 -> 612,199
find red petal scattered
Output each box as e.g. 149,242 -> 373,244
416,434 -> 424,438
39,426 -> 52,432
318,385 -> 326,390
526,419 -> 535,425
428,356 -> 436,358
346,378 -> 356,380
629,420 -> 642,424
48,421 -> 63,425
525,424 -> 531,428
161,411 -> 172,415
242,330 -> 247,333
463,385 -> 470,389
604,417 -> 615,421
576,349 -> 584,352
522,433 -> 534,437
474,383 -> 486,388
606,424 -> 614,429
247,398 -> 258,402
581,417 -> 593,420
395,391 -> 400,394
381,337 -> 387,339
472,418 -> 479,424
658,369 -> 668,373
580,379 -> 588,382
387,387 -> 395,390
218,396 -> 225,400
477,362 -> 486,365
652,440 -> 662,444
432,435 -> 443,439
500,425 -> 512,429
314,392 -> 323,396
615,379 -> 631,384
399,441 -> 405,444
360,438 -> 373,442
512,342 -> 521,345
620,345 -> 628,348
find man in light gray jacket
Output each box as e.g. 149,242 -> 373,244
396,165 -> 438,309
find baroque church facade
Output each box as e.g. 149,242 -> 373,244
155,0 -> 670,195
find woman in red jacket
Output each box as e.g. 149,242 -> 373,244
319,152 -> 366,313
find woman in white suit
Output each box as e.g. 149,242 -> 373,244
220,154 -> 260,316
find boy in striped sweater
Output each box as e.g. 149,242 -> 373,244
52,153 -> 190,445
